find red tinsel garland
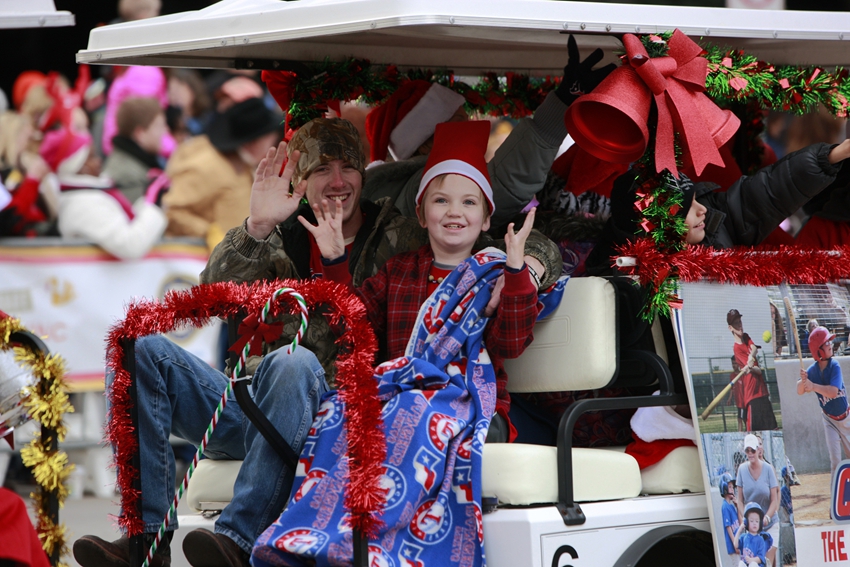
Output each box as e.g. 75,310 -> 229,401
617,239 -> 850,288
105,279 -> 384,537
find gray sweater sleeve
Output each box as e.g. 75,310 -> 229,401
486,91 -> 568,229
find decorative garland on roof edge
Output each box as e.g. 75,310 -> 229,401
267,45 -> 849,128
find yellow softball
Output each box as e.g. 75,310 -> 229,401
763,330 -> 772,343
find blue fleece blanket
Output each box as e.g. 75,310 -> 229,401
252,248 -> 566,567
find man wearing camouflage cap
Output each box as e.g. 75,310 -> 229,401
75,117 -> 560,567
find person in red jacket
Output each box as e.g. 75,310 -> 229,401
728,309 -> 777,431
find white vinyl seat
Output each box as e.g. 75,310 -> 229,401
185,277 -> 701,517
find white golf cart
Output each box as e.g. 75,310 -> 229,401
77,2 -> 850,566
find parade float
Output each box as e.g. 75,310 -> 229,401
77,1 -> 850,565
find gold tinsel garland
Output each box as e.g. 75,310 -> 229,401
0,316 -> 73,567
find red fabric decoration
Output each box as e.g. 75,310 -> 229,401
364,80 -> 432,162
0,488 -> 51,567
616,239 -> 850,287
229,313 -> 284,357
262,70 -> 297,114
105,280 -> 383,537
549,144 -> 629,198
760,226 -> 795,247
261,70 -> 298,136
795,216 -> 850,249
625,434 -> 696,469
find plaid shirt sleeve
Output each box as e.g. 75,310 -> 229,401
382,248 -> 431,359
354,261 -> 392,340
486,265 -> 540,359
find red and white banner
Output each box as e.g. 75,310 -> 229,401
0,239 -> 221,391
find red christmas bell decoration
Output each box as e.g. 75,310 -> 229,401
564,29 -> 740,178
564,64 -> 650,164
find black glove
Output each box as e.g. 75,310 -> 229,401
555,35 -> 618,106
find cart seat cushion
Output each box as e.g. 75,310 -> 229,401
186,441 -> 648,513
503,276 -> 617,393
639,445 -> 702,495
186,459 -> 241,512
481,444 -> 641,505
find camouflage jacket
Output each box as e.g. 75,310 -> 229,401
201,197 -> 561,384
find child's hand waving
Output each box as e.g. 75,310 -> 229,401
298,199 -> 346,261
505,207 -> 536,270
484,208 -> 543,317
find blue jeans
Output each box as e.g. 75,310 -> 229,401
109,335 -> 328,554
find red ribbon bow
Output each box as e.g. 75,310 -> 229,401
229,313 -> 285,357
623,30 -> 727,178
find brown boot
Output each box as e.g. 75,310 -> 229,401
182,528 -> 250,567
73,533 -> 172,567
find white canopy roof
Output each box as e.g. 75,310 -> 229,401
1,0 -> 73,29
77,0 -> 850,72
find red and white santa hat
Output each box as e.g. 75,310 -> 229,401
416,120 -> 494,213
365,80 -> 466,163
39,128 -> 92,175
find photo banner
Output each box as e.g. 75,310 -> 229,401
678,280 -> 850,567
0,238 -> 222,391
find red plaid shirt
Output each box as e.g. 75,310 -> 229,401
323,245 -> 540,439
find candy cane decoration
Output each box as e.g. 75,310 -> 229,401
143,287 -> 308,567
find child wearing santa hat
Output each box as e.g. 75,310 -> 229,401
360,38 -> 616,232
304,120 -> 546,441
40,127 -> 167,260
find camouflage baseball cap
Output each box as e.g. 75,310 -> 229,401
287,118 -> 366,186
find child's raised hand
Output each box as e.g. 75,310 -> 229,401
298,198 -> 345,261
505,207 -> 536,271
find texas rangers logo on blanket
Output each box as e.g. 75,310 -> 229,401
273,529 -> 329,556
252,248 -> 566,567
409,497 -> 453,544
379,465 -> 407,510
309,399 -> 342,435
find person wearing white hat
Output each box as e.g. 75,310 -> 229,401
736,434 -> 780,567
799,326 -> 850,474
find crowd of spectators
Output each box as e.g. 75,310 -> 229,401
0,64 -> 294,259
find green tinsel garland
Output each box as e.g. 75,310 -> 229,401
282,40 -> 850,124
704,46 -> 850,117
284,59 -> 558,128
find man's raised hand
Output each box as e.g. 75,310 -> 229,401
246,142 -> 303,239
298,199 -> 346,261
